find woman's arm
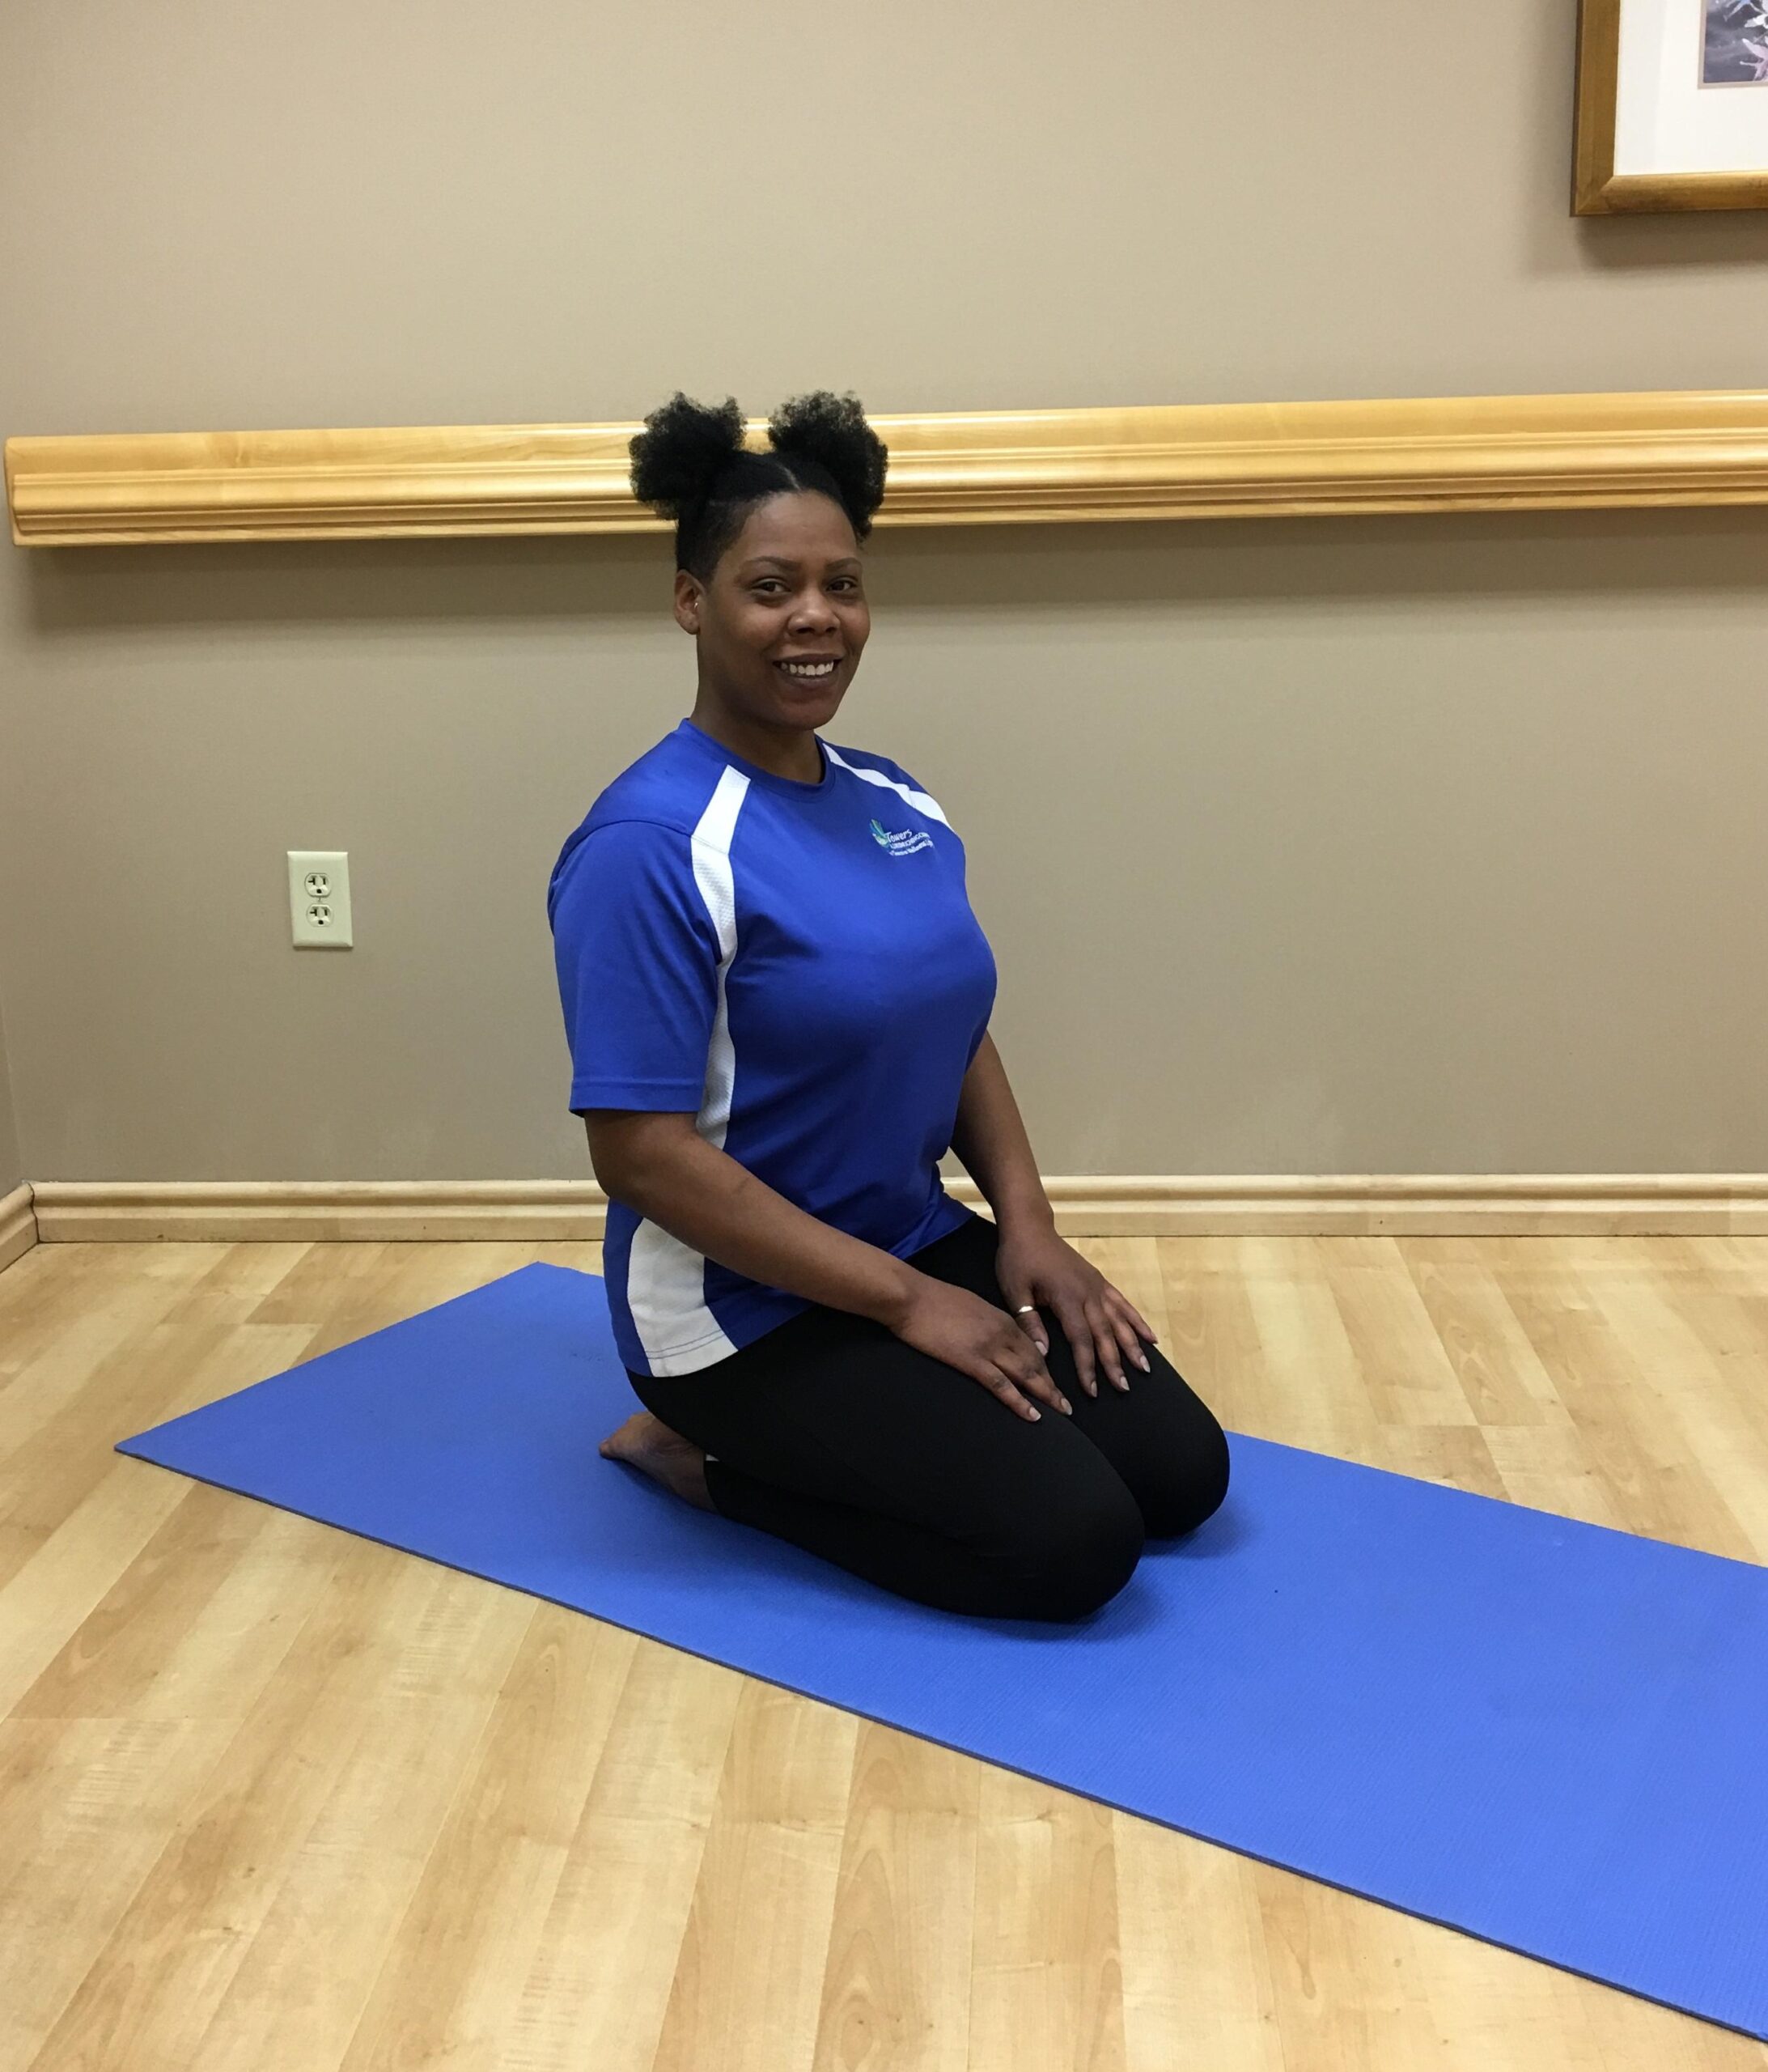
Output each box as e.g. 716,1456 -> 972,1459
948,1031 -> 1156,1392
947,1031 -> 1056,1233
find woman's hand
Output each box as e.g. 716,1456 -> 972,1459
888,1276 -> 1073,1422
994,1221 -> 1157,1397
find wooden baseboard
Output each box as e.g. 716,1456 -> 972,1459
20,1174 -> 1768,1242
0,1183 -> 38,1272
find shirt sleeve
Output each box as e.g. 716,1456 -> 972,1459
549,818 -> 721,1114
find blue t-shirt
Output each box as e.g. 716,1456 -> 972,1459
548,716 -> 996,1378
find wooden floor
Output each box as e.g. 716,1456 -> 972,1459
3,1232 -> 1767,2072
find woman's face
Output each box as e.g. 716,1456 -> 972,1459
677,490 -> 871,730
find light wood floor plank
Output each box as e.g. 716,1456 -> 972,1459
337,1609 -> 638,2072
0,1249 -> 308,1594
812,1726 -> 983,2072
13,1485 -> 342,1724
0,1714 -> 240,2067
0,1244 -> 185,1401
1398,1238 -> 1571,1429
25,1542 -> 440,2070
0,1256 -> 213,1580
1496,1239 -> 1758,1559
494,1645 -> 744,2072
1321,1236 -> 1482,1431
190,1574 -> 539,2072
1251,1857 -> 1446,2070
651,1680 -> 859,2072
1114,1817 -> 1284,2072
1596,1261 -> 1768,1560
969,1768 -> 1126,2072
0,1463 -> 191,1721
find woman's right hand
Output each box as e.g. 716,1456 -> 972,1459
886,1275 -> 1072,1421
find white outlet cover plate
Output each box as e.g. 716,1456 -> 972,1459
287,849 -> 353,949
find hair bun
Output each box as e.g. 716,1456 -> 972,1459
767,390 -> 888,525
628,393 -> 748,520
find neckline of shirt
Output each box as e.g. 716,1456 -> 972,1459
676,716 -> 839,800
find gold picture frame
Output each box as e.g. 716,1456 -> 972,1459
1575,0 -> 1768,212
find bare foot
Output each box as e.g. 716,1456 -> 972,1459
599,1411 -> 714,1512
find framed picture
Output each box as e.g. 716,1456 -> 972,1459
1575,0 -> 1768,210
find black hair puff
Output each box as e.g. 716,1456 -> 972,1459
627,391 -> 748,522
766,390 -> 888,533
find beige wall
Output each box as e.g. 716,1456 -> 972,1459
0,1000 -> 20,1197
2,2 -> 1766,1186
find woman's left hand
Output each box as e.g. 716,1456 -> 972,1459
993,1221 -> 1158,1396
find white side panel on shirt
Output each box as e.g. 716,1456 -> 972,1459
824,745 -> 948,824
626,765 -> 749,1377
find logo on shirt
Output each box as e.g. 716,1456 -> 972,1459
870,817 -> 935,858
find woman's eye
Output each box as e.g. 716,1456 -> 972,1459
753,582 -> 859,598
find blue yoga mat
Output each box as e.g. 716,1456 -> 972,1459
117,1262 -> 1768,2039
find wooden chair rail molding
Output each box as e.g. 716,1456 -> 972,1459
10,388 -> 1768,546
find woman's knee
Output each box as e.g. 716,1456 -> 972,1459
1138,1412 -> 1232,1539
998,1479 -> 1146,1621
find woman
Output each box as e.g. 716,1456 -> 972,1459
548,388 -> 1230,1620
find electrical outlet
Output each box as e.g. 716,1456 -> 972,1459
287,850 -> 354,948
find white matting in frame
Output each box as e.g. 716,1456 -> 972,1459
1615,0 -> 1768,172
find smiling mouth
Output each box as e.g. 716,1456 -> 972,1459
774,657 -> 842,682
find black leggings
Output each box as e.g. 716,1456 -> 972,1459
628,1212 -> 1232,1621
